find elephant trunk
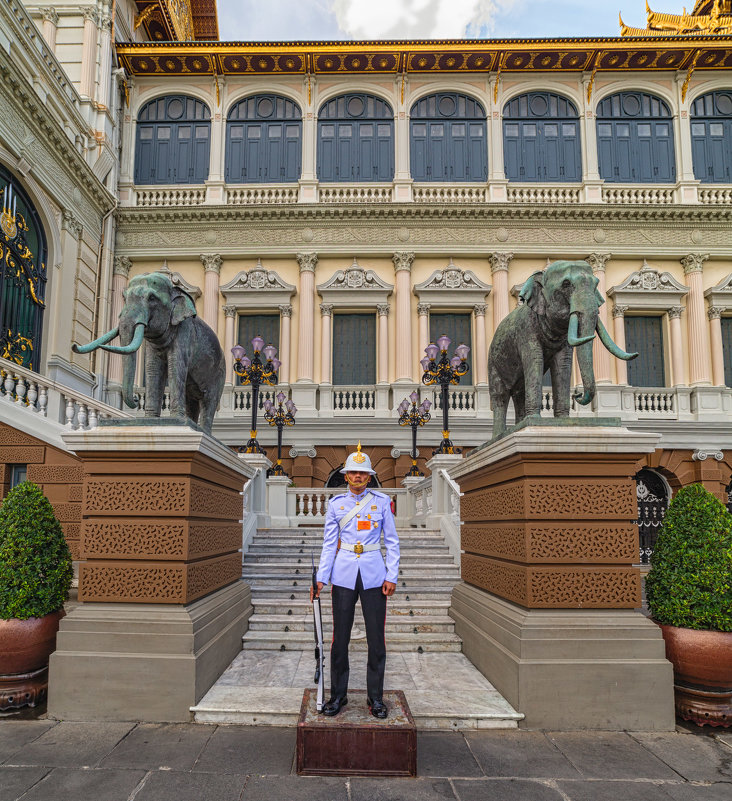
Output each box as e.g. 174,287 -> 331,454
72,327 -> 119,354
596,317 -> 638,361
567,311 -> 595,347
120,322 -> 145,409
574,337 -> 596,406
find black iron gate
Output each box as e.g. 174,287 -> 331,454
633,468 -> 670,564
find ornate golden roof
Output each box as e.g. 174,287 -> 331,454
620,1 -> 732,36
134,0 -> 218,42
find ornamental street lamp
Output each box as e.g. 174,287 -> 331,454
397,391 -> 432,477
231,337 -> 280,454
420,335 -> 470,455
264,391 -> 297,477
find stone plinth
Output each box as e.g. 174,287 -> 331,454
448,422 -> 675,731
48,424 -> 255,722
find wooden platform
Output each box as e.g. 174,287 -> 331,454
296,689 -> 417,777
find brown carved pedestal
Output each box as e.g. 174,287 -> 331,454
449,421 -> 675,731
48,422 -> 255,722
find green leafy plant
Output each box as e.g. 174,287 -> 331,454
0,481 -> 72,620
646,483 -> 732,632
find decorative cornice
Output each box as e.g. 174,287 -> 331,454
489,252 -> 514,274
681,253 -> 710,274
279,303 -> 293,318
667,305 -> 684,319
707,305 -> 724,320
113,255 -> 132,278
586,252 -> 611,272
393,251 -> 415,273
297,252 -> 317,273
318,258 -> 394,293
414,259 -> 491,294
704,273 -> 732,312
220,261 -> 296,296
200,253 -> 222,274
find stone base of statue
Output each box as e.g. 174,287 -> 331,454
449,419 -> 676,731
296,689 -> 416,777
48,423 -> 254,722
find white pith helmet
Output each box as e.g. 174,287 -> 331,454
340,442 -> 376,475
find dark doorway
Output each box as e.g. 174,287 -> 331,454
633,468 -> 670,564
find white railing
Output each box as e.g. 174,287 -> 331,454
633,389 -> 676,417
318,184 -> 393,203
698,186 -> 732,204
507,184 -> 581,204
0,357 -> 130,431
227,185 -> 298,205
287,486 -> 407,525
602,185 -> 675,205
232,387 -> 281,414
432,387 -> 476,415
135,186 -> 206,207
410,475 -> 433,527
333,386 -> 376,414
241,473 -> 259,556
412,184 -> 489,203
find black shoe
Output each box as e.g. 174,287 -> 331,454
323,696 -> 348,717
367,697 -> 388,719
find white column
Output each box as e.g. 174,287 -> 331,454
319,303 -> 332,384
40,8 -> 58,52
708,306 -> 725,387
107,256 -> 131,385
97,13 -> 112,110
223,305 -> 237,384
489,252 -> 513,332
612,305 -> 629,385
473,304 -> 488,385
278,304 -> 292,384
587,253 -> 612,382
668,306 -> 686,387
417,302 -> 430,354
377,304 -> 390,384
675,73 -> 696,183
682,253 -> 711,385
393,252 -> 415,382
296,253 -> 317,381
80,8 -> 98,99
200,254 -> 222,333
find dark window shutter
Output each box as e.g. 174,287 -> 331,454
237,314 -> 281,360
625,316 -> 665,387
332,314 -> 376,385
429,313 -> 472,374
721,318 -> 732,388
690,92 -> 732,183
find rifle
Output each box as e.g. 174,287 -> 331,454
311,552 -> 325,713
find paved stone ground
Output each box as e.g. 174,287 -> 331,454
0,718 -> 730,800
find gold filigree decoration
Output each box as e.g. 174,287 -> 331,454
682,50 -> 701,102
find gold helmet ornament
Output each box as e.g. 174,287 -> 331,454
340,442 -> 377,475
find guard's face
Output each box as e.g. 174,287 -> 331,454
345,471 -> 370,492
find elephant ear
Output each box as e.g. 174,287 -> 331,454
595,288 -> 605,308
171,288 -> 197,326
519,271 -> 546,315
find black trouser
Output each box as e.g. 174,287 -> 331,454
330,571 -> 387,702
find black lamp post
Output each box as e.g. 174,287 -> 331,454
231,337 -> 280,454
264,391 -> 297,476
397,391 -> 432,477
420,335 -> 470,455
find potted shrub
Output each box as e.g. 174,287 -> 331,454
0,481 -> 72,711
645,483 -> 732,727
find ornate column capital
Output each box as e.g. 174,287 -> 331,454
692,449 -> 724,462
319,303 -> 333,317
586,253 -> 611,273
708,305 -> 724,321
82,7 -> 99,24
612,304 -> 629,319
417,302 -> 431,316
473,303 -> 488,317
377,303 -> 391,317
223,304 -> 237,318
297,252 -> 318,273
62,209 -> 82,239
489,252 -> 514,274
40,7 -> 59,24
681,253 -> 709,275
279,304 -> 293,318
200,253 -> 222,274
113,256 -> 132,278
393,251 -> 415,273
668,306 -> 685,320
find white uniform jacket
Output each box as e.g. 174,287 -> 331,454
316,489 -> 400,590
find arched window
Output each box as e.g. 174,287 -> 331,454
503,92 -> 581,182
0,166 -> 47,371
691,91 -> 732,183
596,92 -> 676,183
134,95 -> 211,185
410,93 -> 487,182
226,95 -> 302,183
318,94 -> 394,182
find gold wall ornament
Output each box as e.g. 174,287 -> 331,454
682,50 -> 701,101
0,210 -> 16,240
586,52 -> 603,104
134,4 -> 158,30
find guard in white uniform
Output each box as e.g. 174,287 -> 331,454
311,444 -> 400,718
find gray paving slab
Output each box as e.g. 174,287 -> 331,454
634,732 -> 732,783
193,725 -> 296,775
464,731 -> 582,779
100,723 -> 215,771
19,767 -> 146,801
7,722 -> 134,768
714,732 -> 732,749
664,782 -> 732,800
350,777 -> 457,801
0,721 -> 56,764
556,780 -> 678,801
242,775 -> 349,800
0,766 -> 50,801
548,732 -> 681,780
452,778 -> 566,801
133,769 -> 248,801
416,733 -> 483,777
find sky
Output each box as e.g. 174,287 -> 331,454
215,0 -> 659,42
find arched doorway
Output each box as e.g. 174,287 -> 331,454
633,468 -> 670,564
325,466 -> 381,489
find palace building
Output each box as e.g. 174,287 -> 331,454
2,0 -> 732,562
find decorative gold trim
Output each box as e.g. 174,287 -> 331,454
682,50 -> 701,101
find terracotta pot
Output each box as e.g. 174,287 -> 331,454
658,623 -> 732,728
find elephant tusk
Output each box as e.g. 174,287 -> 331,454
567,312 -> 595,347
98,323 -> 145,355
72,327 -> 119,354
596,317 -> 638,361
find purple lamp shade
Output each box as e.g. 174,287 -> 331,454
285,399 -> 295,413
437,335 -> 451,352
409,390 -> 419,404
240,356 -> 251,368
455,343 -> 470,361
398,400 -> 408,413
271,358 -> 282,371
450,356 -> 462,368
263,399 -> 273,412
420,357 -> 431,371
276,391 -> 286,404
231,344 -> 246,361
263,344 -> 278,361
251,336 -> 265,353
421,399 -> 432,411
425,343 -> 439,360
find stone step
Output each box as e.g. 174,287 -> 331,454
248,613 -> 455,634
242,566 -> 459,579
252,532 -> 444,543
241,630 -> 462,652
251,599 -> 452,615
244,553 -> 452,566
247,544 -> 451,555
245,579 -> 460,591
250,587 -> 455,601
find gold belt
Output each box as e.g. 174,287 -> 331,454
338,540 -> 380,557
